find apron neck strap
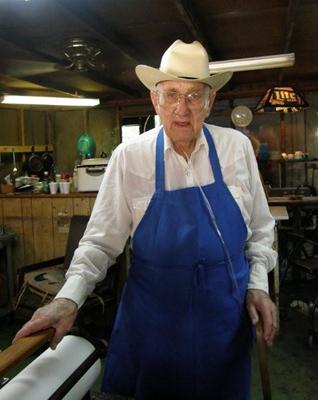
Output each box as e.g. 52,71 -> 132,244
155,128 -> 165,192
203,125 -> 223,183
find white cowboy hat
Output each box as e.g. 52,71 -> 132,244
135,40 -> 233,91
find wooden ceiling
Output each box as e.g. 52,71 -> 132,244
0,0 -> 317,106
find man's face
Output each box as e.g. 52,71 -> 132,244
150,81 -> 215,146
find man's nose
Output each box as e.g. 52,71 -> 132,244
174,94 -> 190,114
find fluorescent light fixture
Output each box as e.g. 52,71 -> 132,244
0,95 -> 100,107
209,53 -> 295,74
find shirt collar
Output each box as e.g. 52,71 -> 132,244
162,127 -> 209,156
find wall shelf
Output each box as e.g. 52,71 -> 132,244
0,145 -> 53,153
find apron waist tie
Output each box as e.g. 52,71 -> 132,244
194,263 -> 206,291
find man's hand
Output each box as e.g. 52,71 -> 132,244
246,289 -> 278,346
13,298 -> 78,349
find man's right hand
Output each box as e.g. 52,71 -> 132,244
13,298 -> 78,349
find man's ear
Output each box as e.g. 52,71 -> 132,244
205,92 -> 216,117
150,90 -> 160,114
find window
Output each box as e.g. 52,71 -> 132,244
121,116 -> 158,143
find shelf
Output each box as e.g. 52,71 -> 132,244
0,145 -> 53,153
281,158 -> 318,163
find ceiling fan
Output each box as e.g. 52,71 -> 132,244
63,37 -> 102,72
0,37 -> 103,78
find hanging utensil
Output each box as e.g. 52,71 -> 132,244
42,116 -> 54,173
12,149 -> 18,174
41,145 -> 54,172
28,130 -> 44,176
10,149 -> 18,185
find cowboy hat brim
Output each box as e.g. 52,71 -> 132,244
135,65 -> 233,92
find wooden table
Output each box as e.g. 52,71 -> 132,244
268,196 -> 318,207
268,197 -> 318,321
269,206 -> 289,324
268,196 -> 318,231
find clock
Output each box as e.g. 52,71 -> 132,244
231,105 -> 253,128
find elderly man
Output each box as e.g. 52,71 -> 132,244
15,40 -> 277,400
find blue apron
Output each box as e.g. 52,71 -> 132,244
102,125 -> 252,399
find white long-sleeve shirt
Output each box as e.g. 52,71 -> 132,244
56,123 -> 277,307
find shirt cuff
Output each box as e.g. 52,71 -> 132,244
248,264 -> 269,293
55,275 -> 88,308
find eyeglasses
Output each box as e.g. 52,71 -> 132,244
156,89 -> 209,110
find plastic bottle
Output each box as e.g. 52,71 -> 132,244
73,167 -> 78,192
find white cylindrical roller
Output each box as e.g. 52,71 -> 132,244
0,335 -> 101,400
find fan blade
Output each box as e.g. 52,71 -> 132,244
0,59 -> 60,77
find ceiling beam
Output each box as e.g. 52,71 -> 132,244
85,70 -> 140,98
17,73 -> 141,99
4,75 -> 85,98
173,0 -> 214,58
0,33 -> 63,65
205,6 -> 290,21
283,0 -> 302,53
0,70 -> 82,97
278,0 -> 301,83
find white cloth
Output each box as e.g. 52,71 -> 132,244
56,124 -> 277,307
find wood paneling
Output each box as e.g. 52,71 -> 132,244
21,198 -> 34,265
32,198 -> 54,262
0,195 -> 97,269
89,197 -> 96,212
2,199 -> 24,270
73,197 -> 91,215
52,198 -> 73,258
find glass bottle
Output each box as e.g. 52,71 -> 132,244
42,171 -> 50,193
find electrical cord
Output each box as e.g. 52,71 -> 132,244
183,152 -> 242,304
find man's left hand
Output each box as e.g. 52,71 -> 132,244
246,289 -> 278,346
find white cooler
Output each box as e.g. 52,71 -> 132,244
77,157 -> 108,192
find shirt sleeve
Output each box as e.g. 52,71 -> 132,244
243,139 -> 277,293
55,145 -> 132,307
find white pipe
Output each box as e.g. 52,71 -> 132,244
0,335 -> 101,400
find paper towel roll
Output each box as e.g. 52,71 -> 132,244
0,335 -> 101,400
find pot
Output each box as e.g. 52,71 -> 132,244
28,146 -> 44,175
41,146 -> 54,172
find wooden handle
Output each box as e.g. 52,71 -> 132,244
256,321 -> 272,400
0,328 -> 54,377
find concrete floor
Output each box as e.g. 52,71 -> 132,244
252,309 -> 318,399
251,280 -> 318,400
0,282 -> 317,399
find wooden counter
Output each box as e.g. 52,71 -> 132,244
0,192 -> 97,270
0,192 -> 97,198
268,196 -> 318,206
